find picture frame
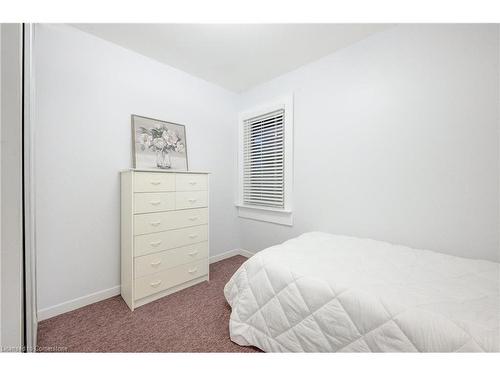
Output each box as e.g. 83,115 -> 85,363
132,114 -> 189,171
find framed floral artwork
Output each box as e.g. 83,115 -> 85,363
132,115 -> 188,170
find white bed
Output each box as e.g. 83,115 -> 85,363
224,232 -> 500,352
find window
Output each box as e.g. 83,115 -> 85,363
243,109 -> 285,208
237,95 -> 293,226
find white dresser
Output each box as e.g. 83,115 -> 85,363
121,169 -> 209,311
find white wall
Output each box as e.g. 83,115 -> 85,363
1,23 -> 24,350
0,22 -> 2,348
237,24 -> 500,262
35,24 -> 239,313
0,23 -> 2,349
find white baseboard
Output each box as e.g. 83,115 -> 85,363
37,285 -> 121,321
238,249 -> 255,258
209,249 -> 239,263
38,250 -> 255,321
209,248 -> 255,264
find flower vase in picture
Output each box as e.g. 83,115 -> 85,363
156,149 -> 171,169
132,115 -> 188,170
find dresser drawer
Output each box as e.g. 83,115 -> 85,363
175,191 -> 208,210
134,192 -> 175,214
134,172 -> 175,192
134,260 -> 208,300
175,173 -> 208,191
134,242 -> 208,278
134,208 -> 208,235
134,225 -> 208,257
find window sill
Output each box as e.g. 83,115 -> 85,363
235,204 -> 293,226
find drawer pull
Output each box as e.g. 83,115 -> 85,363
150,181 -> 161,185
188,198 -> 198,203
149,200 -> 161,206
188,234 -> 198,239
188,251 -> 199,256
188,216 -> 199,221
150,240 -> 162,247
150,280 -> 162,287
150,221 -> 161,227
189,181 -> 197,185
188,267 -> 198,274
150,260 -> 162,266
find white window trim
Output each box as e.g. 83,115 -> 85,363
236,94 -> 294,226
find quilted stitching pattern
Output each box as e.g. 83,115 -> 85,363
224,232 -> 500,352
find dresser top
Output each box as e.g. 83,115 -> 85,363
122,168 -> 210,174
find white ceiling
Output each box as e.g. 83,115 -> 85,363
72,24 -> 392,93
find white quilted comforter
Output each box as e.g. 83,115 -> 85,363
224,232 -> 500,352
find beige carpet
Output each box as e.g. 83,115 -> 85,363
37,255 -> 261,352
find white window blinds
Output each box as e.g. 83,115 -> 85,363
243,109 -> 285,209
